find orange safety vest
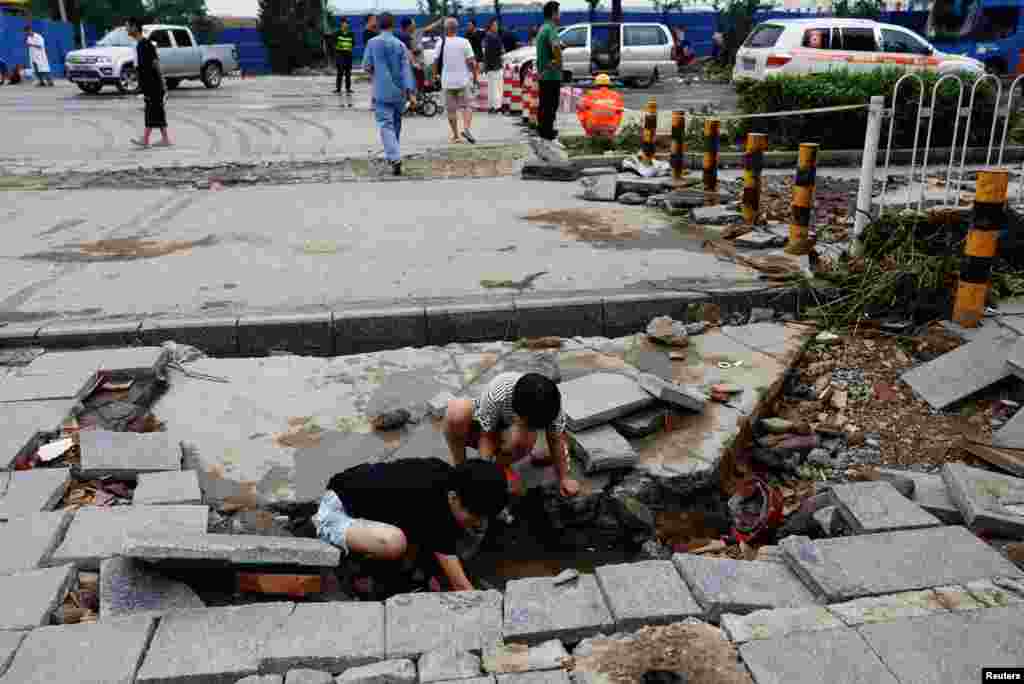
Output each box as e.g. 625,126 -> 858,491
577,87 -> 624,139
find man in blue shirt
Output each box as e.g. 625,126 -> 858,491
363,13 -> 416,176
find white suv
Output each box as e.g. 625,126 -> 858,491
733,18 -> 984,82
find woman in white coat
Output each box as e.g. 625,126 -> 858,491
25,25 -> 53,86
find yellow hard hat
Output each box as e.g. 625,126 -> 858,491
594,73 -> 611,87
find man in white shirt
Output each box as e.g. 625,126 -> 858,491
24,26 -> 53,87
436,17 -> 477,144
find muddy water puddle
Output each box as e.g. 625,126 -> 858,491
523,207 -> 706,251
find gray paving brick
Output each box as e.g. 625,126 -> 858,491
610,407 -> 665,439
418,647 -> 483,683
50,504 -> 208,571
436,678 -> 495,684
0,400 -> 71,469
780,526 -> 1023,603
0,373 -> 93,403
828,590 -> 948,626
739,627 -> 897,684
635,373 -> 706,413
136,602 -> 294,684
962,578 -> 1024,608
132,470 -> 202,505
482,641 -> 568,674
99,556 -> 204,620
672,554 -> 817,622
0,468 -> 70,520
859,606 -> 1024,684
593,560 -> 702,631
124,531 -> 339,568
386,591 -> 503,659
261,601 -> 384,674
503,574 -> 613,646
237,677 -> 283,684
570,426 -> 638,474
942,462 -> 1024,537
0,614 -> 156,683
335,659 -> 417,684
0,510 -> 74,576
0,564 -> 76,631
993,406 -> 1024,451
27,347 -> 168,377
876,468 -> 963,524
721,606 -> 843,644
284,669 -> 333,684
0,631 -> 24,678
557,373 -> 656,431
828,481 -> 941,534
78,429 -> 181,480
495,672 -> 570,684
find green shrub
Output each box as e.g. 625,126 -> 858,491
733,68 -> 1017,151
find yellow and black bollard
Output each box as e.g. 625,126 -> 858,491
742,133 -> 768,225
786,143 -> 819,255
641,97 -> 657,164
703,119 -> 720,204
953,169 -> 1009,328
670,111 -> 686,186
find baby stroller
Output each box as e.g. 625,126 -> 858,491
407,65 -> 441,117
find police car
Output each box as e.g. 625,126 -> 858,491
733,18 -> 985,82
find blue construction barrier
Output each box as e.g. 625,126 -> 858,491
216,27 -> 271,75
0,14 -> 75,77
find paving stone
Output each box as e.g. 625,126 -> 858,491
132,470 -> 203,505
51,504 -> 209,571
859,606 -> 1024,684
828,481 -> 941,534
262,601 -> 384,674
739,627 -> 897,684
502,574 -> 614,645
828,590 -> 948,626
335,659 -> 417,684
437,678 -> 495,684
580,175 -> 617,202
779,526 -> 1024,603
136,602 -> 294,683
962,578 -> 1024,608
418,647 -> 483,683
237,677 -> 283,684
0,631 -> 24,678
900,327 -> 1018,410
294,431 -> 397,503
633,350 -> 673,380
932,584 -> 992,612
593,560 -> 702,631
99,557 -> 204,620
0,564 -> 76,631
28,347 -> 169,377
942,462 -> 1024,538
78,429 -> 182,480
285,669 -> 334,684
876,468 -> 963,524
720,606 -> 843,644
993,406 -> 1024,450
811,506 -> 839,536
734,232 -> 785,249
610,407 -> 665,439
635,373 -> 706,413
495,673 -> 570,684
391,424 -> 454,463
0,509 -> 72,577
0,614 -> 156,683
615,176 -> 673,197
387,591 -> 503,658
557,373 -> 656,431
0,400 -> 71,469
672,554 -> 817,622
691,206 -> 745,225
0,468 -> 70,521
123,531 -> 339,568
0,373 -> 93,403
570,426 -> 638,474
482,641 -> 568,674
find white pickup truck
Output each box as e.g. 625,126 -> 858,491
65,24 -> 238,95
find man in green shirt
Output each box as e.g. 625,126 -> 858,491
534,1 -> 563,141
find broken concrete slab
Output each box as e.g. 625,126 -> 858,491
438,678 -> 495,684
942,462 -> 1024,538
635,373 -> 706,413
123,531 -> 339,568
386,591 -> 503,658
502,574 -> 614,645
615,176 -> 673,197
418,647 -> 483,683
828,590 -> 948,626
876,468 -> 963,524
859,606 -> 1024,684
238,676 -> 283,684
0,511 -> 72,577
28,347 -> 169,378
691,206 -> 745,225
780,526 -> 1024,603
610,407 -> 665,439
284,670 -> 332,684
135,602 -> 294,683
495,672 -> 570,684
0,373 -> 94,403
0,400 -> 71,469
0,564 -> 76,631
51,504 -> 209,571
593,560 -> 702,631
294,431 -> 397,504
78,429 -> 181,480
482,640 -> 568,674
335,659 -> 417,684
828,481 -> 941,534
0,631 -> 24,678
633,350 -> 674,380
391,423 -> 454,463
0,468 -> 70,520
132,470 -> 202,505
557,373 -> 656,431
963,578 -> 1024,608
900,327 -> 1019,410
571,426 -> 638,474
720,606 -> 842,644
0,614 -> 156,683
261,601 -> 384,674
734,232 -> 786,249
812,506 -> 840,536
992,407 -> 1024,450
739,627 -> 897,684
580,175 -> 617,202
99,556 -> 204,620
672,554 -> 818,622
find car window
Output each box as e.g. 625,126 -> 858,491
839,27 -> 878,51
149,30 -> 172,48
624,26 -> 667,47
801,28 -> 832,49
744,24 -> 784,48
560,27 -> 587,49
172,29 -> 193,47
97,28 -> 134,47
880,28 -> 930,54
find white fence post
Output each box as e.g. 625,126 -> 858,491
853,95 -> 885,256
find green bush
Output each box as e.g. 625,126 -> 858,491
733,68 -> 1017,151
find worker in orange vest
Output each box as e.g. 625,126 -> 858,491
577,73 -> 623,139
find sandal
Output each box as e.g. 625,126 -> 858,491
130,138 -> 149,148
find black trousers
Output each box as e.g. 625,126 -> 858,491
144,90 -> 167,129
336,53 -> 353,92
538,79 -> 561,141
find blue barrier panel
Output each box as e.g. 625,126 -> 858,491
0,14 -> 74,77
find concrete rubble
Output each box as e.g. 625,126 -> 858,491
0,510 -> 72,576
123,531 -> 340,568
0,564 -> 77,631
0,468 -> 70,520
78,429 -> 182,480
99,556 -> 205,620
942,462 -> 1024,538
502,574 -> 614,645
261,602 -> 385,674
827,481 -> 941,534
132,470 -> 203,505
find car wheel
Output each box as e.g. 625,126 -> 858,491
985,58 -> 1007,76
633,68 -> 658,89
115,64 -> 138,94
77,82 -> 102,94
202,62 -> 223,89
420,98 -> 439,117
165,78 -> 181,90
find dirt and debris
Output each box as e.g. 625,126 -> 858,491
23,236 -> 219,263
523,207 -> 646,242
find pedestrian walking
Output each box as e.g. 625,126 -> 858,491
363,13 -> 415,176
128,18 -> 171,148
436,17 -> 477,144
363,14 -> 379,47
535,1 -> 563,142
482,19 -> 504,114
334,17 -> 355,96
24,26 -> 53,87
